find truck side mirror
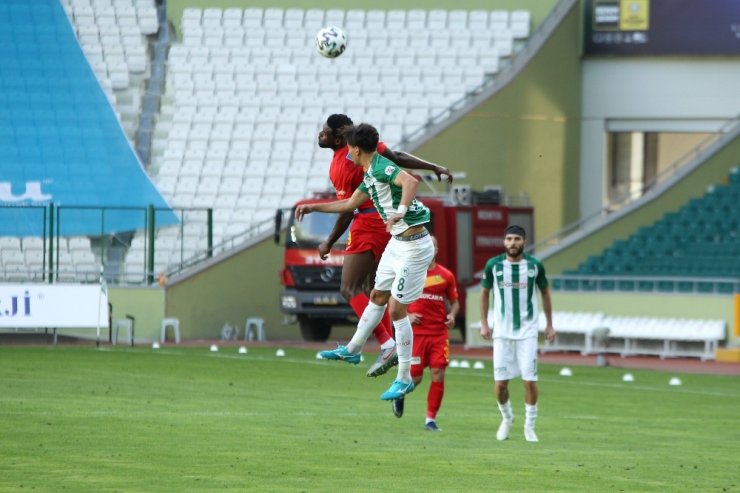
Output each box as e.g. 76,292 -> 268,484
273,209 -> 283,244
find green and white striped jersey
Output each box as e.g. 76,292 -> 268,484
358,153 -> 430,236
481,253 -> 549,339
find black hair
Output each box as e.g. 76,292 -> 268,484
504,225 -> 526,238
326,114 -> 353,137
343,123 -> 379,153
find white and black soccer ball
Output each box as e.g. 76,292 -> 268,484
315,26 -> 347,58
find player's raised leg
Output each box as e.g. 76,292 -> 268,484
340,251 -> 397,376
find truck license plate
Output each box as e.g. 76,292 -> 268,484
313,295 -> 338,305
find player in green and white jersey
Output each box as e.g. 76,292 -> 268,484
296,123 -> 435,403
480,225 -> 556,443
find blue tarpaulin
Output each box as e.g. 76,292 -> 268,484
0,0 -> 176,236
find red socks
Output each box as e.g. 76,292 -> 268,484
349,293 -> 393,345
427,381 -> 445,420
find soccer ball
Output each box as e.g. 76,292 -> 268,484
316,26 -> 347,58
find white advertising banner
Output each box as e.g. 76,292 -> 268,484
0,284 -> 108,328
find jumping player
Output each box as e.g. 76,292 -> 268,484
317,114 -> 452,377
298,123 -> 436,401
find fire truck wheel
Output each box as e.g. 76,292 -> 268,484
298,317 -> 331,342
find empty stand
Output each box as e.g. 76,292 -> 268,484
565,170 -> 740,291
62,0 -> 159,140
138,7 -> 530,275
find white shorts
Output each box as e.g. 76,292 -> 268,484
493,337 -> 539,381
374,233 -> 434,304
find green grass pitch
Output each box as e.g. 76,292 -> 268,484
0,346 -> 737,492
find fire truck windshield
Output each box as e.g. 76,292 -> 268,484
289,211 -> 349,248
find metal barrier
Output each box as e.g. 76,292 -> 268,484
551,274 -> 740,294
0,204 -> 213,285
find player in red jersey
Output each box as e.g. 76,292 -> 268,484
391,236 -> 459,432
317,114 -> 452,377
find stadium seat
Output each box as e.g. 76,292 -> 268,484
510,10 -> 531,38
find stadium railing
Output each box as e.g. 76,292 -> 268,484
0,204 -> 215,285
550,274 -> 740,295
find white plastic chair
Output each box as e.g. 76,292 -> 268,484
245,318 -> 266,341
113,318 -> 134,345
160,318 -> 181,343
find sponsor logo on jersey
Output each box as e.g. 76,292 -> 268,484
528,268 -> 536,277
502,281 -> 528,289
384,165 -> 395,175
418,293 -> 445,302
424,275 -> 445,288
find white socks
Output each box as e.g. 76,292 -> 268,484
380,339 -> 396,350
393,316 -> 413,382
525,403 -> 538,429
347,302 -> 386,353
498,400 -> 513,422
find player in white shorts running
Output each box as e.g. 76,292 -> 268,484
479,225 -> 556,442
295,123 -> 435,402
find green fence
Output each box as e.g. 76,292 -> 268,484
0,204 -> 214,285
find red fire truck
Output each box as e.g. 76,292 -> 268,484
274,192 -> 533,341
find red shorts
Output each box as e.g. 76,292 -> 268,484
345,215 -> 390,262
410,333 -> 449,379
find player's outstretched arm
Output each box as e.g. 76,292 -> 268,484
295,189 -> 369,220
381,148 -> 453,183
319,211 -> 354,260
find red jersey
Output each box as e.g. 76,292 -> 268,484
408,263 -> 459,336
328,142 -> 388,231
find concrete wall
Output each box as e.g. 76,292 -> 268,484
108,287 -> 166,342
164,234 -> 292,340
580,58 -> 740,217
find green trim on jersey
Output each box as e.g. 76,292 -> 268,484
511,264 -> 521,329
481,253 -> 549,338
357,154 -> 430,236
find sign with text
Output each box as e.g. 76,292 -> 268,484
0,284 -> 108,328
584,0 -> 740,55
